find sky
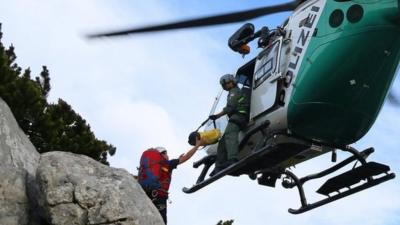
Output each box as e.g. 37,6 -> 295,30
1,1 -> 399,224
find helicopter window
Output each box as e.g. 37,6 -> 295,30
236,74 -> 251,87
253,40 -> 280,88
235,58 -> 256,88
207,90 -> 229,132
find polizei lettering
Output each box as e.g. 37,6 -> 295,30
288,6 -> 320,74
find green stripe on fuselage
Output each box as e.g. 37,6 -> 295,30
288,0 -> 400,145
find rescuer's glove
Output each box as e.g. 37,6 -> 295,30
209,115 -> 219,120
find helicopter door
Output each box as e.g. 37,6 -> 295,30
250,38 -> 282,120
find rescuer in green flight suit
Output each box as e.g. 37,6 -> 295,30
209,74 -> 249,175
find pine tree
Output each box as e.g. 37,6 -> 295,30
216,220 -> 234,225
35,66 -> 51,97
0,23 -> 116,164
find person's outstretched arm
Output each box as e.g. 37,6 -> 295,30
178,138 -> 205,164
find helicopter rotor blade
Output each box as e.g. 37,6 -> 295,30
88,0 -> 302,38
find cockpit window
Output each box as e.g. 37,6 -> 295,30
206,90 -> 228,133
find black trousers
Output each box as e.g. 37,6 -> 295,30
145,190 -> 168,224
153,197 -> 167,224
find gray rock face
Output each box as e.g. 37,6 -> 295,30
0,167 -> 29,225
0,98 -> 40,175
0,98 -> 40,225
36,151 -> 164,225
0,98 -> 163,225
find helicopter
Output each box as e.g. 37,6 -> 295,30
89,0 -> 398,214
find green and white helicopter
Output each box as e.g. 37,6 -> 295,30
89,0 -> 398,214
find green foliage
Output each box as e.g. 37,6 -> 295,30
0,23 -> 115,165
216,220 -> 234,225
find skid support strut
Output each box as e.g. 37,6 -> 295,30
282,147 -> 395,214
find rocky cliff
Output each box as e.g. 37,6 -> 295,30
0,98 -> 164,225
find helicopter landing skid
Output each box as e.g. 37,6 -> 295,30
182,144 -> 272,194
282,146 -> 396,214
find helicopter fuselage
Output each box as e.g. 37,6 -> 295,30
178,0 -> 397,210
244,0 -> 400,149
288,0 -> 400,145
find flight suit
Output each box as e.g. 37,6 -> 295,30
217,86 -> 249,166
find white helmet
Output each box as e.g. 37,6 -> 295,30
155,146 -> 167,153
219,74 -> 236,87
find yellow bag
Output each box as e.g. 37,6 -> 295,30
200,129 -> 222,145
188,129 -> 221,146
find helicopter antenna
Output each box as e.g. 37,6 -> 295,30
87,0 -> 303,38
